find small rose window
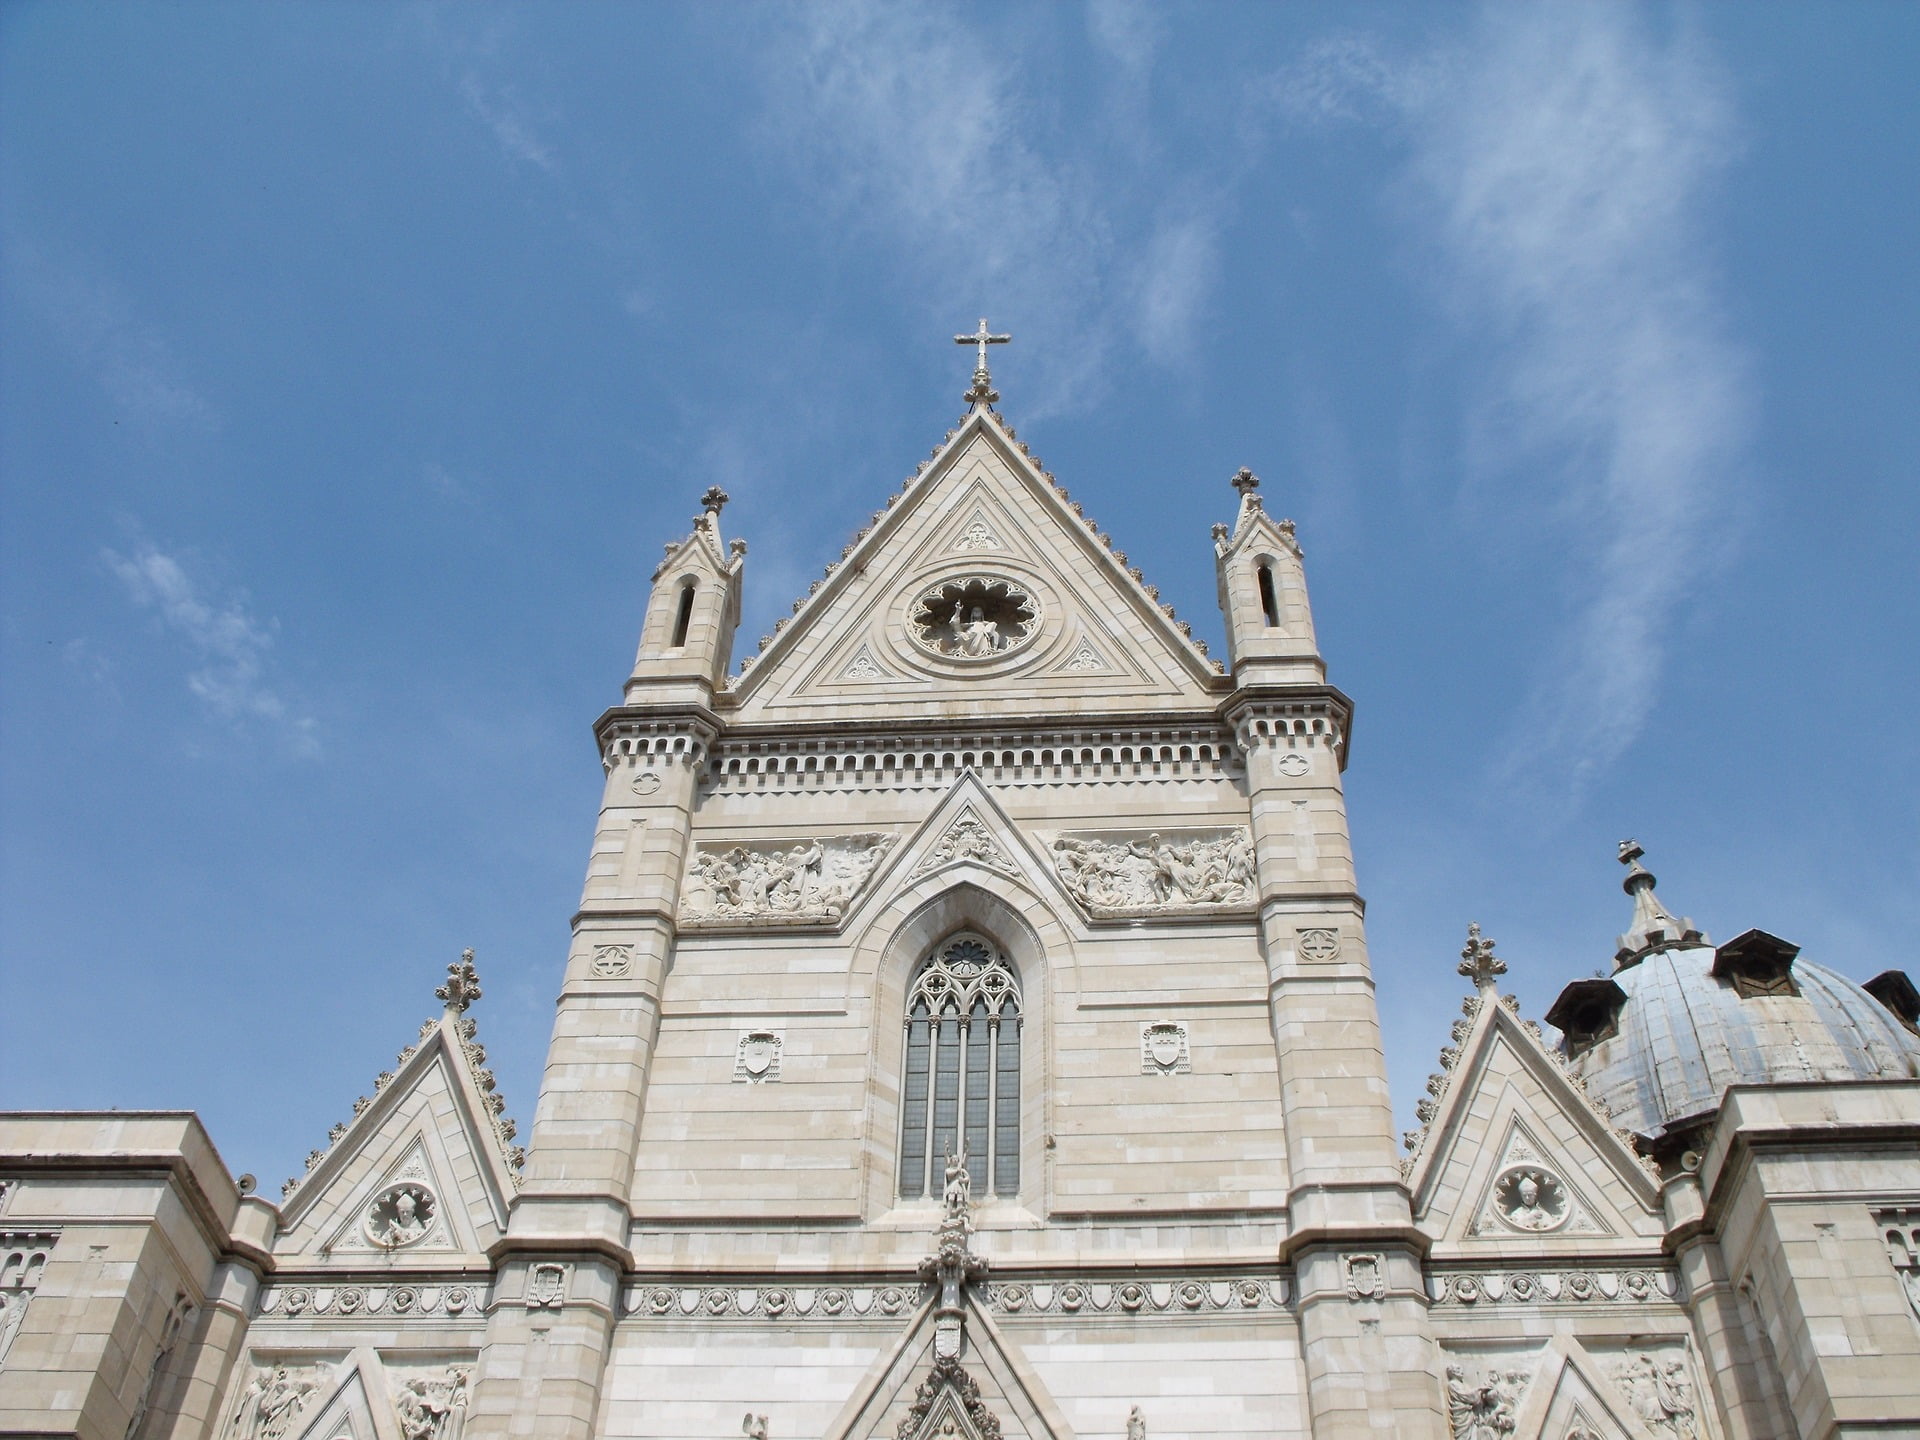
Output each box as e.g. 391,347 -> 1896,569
909,576 -> 1039,660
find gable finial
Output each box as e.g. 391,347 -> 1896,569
1458,922 -> 1506,991
437,948 -> 483,1014
955,318 -> 1011,408
701,485 -> 729,518
1231,466 -> 1260,499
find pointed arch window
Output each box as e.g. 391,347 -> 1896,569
898,932 -> 1022,1200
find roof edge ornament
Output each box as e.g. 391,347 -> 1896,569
1614,839 -> 1708,970
1458,922 -> 1506,991
955,318 -> 1010,410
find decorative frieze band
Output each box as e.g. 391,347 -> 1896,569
1428,1268 -> 1677,1307
618,1275 -> 1291,1322
255,1282 -> 490,1320
699,726 -> 1245,795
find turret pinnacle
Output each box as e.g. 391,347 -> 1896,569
1614,839 -> 1708,969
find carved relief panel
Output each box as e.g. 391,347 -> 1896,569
681,834 -> 896,926
1048,828 -> 1256,916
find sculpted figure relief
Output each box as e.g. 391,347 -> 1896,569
1611,1355 -> 1697,1440
394,1367 -> 471,1440
227,1366 -> 321,1440
1444,1365 -> 1528,1440
684,835 -> 894,923
1051,830 -> 1255,914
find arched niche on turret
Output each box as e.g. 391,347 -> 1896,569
847,876 -> 1076,1225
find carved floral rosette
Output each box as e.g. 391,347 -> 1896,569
680,834 -> 897,928
1047,828 -> 1257,918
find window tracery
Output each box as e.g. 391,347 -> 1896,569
899,933 -> 1022,1200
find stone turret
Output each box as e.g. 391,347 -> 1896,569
625,485 -> 745,706
1212,467 -> 1323,685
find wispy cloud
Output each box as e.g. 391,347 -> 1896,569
103,539 -> 319,757
4,235 -> 217,431
753,0 -> 1212,413
458,73 -> 558,174
1276,7 -> 1750,800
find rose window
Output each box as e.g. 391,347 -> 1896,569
909,575 -> 1039,660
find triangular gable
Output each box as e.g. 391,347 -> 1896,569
728,410 -> 1220,722
287,1350 -> 397,1440
848,775 -> 1074,934
275,1016 -> 515,1263
1509,1338 -> 1666,1440
826,1294 -> 1072,1440
1411,998 -> 1661,1251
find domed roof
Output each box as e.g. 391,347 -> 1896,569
1550,844 -> 1920,1144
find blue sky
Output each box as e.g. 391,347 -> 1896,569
3,3 -> 1916,1192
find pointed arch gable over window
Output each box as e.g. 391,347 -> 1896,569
898,932 -> 1022,1200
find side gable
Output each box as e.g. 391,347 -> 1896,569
1408,991 -> 1663,1254
726,410 -> 1223,725
274,1007 -> 521,1267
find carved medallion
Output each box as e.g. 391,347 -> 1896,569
590,944 -> 634,979
1275,752 -> 1310,777
1492,1165 -> 1570,1233
365,1183 -> 436,1250
908,575 -> 1039,661
1297,927 -> 1340,962
630,770 -> 662,797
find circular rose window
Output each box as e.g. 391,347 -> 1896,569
908,575 -> 1039,661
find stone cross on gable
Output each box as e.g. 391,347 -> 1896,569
1458,923 -> 1506,991
955,318 -> 1011,407
437,949 -> 483,1014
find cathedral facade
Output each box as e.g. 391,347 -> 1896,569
5,347 -> 1920,1440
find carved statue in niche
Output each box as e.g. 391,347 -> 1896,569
1126,1406 -> 1146,1440
1051,830 -> 1254,914
365,1183 -> 435,1249
1611,1355 -> 1697,1440
394,1367 -> 471,1440
684,835 -> 894,923
741,1414 -> 769,1440
1444,1365 -> 1528,1440
226,1366 -> 321,1440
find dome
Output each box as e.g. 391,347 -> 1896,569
1548,844 -> 1920,1145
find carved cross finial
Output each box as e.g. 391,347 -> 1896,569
1458,922 -> 1506,990
436,949 -> 482,1014
955,318 -> 1010,407
1231,466 -> 1260,498
701,486 -> 729,517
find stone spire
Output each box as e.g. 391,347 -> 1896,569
1614,840 -> 1708,969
